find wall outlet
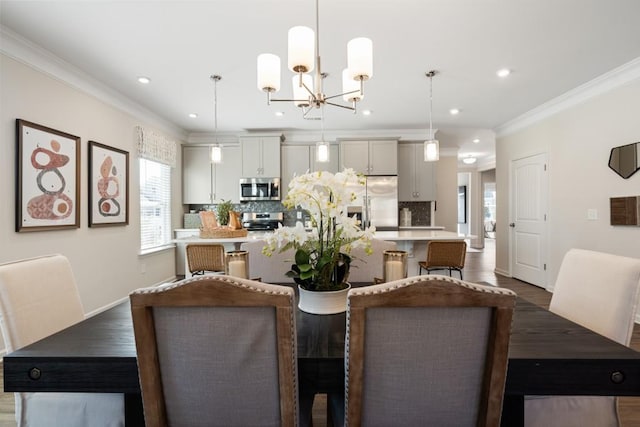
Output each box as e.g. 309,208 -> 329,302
587,209 -> 598,220
297,211 -> 303,219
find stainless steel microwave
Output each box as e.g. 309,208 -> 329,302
239,178 -> 280,201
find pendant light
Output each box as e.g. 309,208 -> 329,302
424,70 -> 439,162
316,105 -> 329,162
210,75 -> 222,164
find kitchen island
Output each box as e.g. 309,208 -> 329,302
173,229 -> 467,278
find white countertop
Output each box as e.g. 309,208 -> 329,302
173,229 -> 465,243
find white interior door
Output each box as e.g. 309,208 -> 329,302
510,153 -> 548,287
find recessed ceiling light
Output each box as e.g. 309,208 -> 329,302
275,111 -> 284,117
462,156 -> 477,164
473,138 -> 480,144
497,68 -> 511,78
188,113 -> 198,118
362,110 -> 372,116
449,108 -> 460,115
137,76 -> 151,84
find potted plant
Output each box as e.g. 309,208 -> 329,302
216,199 -> 233,226
263,169 -> 375,314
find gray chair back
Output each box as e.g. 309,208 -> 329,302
130,276 -> 298,427
240,239 -> 296,283
345,276 -> 516,426
346,239 -> 397,284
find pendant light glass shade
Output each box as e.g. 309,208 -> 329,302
347,37 -> 373,80
342,68 -> 363,102
257,53 -> 281,92
211,145 -> 222,163
424,140 -> 439,162
288,26 -> 315,73
316,141 -> 329,162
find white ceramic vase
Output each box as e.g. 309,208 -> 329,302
297,283 -> 351,315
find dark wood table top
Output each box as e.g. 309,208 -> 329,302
5,297 -> 640,398
5,295 -> 640,427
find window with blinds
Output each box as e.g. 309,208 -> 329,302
139,158 -> 172,252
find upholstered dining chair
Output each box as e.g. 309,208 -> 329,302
240,240 -> 295,283
418,240 -> 467,279
343,275 -> 516,426
129,275 -> 298,427
185,243 -> 225,276
525,248 -> 640,427
0,254 -> 124,427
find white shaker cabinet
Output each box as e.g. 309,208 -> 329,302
281,144 -> 339,199
240,136 -> 281,177
398,143 -> 436,201
182,145 -> 242,204
339,139 -> 397,175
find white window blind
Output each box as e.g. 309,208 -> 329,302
139,158 -> 172,252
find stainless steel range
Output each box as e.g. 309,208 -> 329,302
241,212 -> 283,231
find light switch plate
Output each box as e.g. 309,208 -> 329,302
297,211 -> 303,219
587,209 -> 598,220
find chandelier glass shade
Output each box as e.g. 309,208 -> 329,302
424,70 -> 439,162
257,0 -> 372,119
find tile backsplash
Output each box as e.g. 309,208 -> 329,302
184,201 -> 286,228
398,201 -> 432,226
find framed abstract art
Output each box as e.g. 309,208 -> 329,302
88,141 -> 129,227
16,119 -> 81,232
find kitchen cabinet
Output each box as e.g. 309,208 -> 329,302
281,144 -> 339,198
339,139 -> 397,175
240,136 -> 281,177
182,145 -> 242,204
398,143 -> 436,201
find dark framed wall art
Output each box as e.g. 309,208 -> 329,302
88,141 -> 129,227
16,119 -> 81,232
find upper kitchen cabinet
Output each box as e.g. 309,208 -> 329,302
339,139 -> 397,175
182,145 -> 242,204
240,136 -> 281,177
398,143 -> 436,201
281,144 -> 339,198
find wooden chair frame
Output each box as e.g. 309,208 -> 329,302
345,276 -> 516,427
130,276 -> 298,427
186,243 -> 225,275
419,240 -> 467,279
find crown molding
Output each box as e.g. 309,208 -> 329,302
0,25 -> 187,141
495,56 -> 640,137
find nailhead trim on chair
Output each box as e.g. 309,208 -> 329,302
347,275 -> 516,297
131,275 -> 295,296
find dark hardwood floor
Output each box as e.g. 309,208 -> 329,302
1,239 -> 639,426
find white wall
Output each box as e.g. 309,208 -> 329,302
496,78 -> 640,288
0,54 -> 184,353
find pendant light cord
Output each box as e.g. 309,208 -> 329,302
426,70 -> 437,140
211,74 -> 221,144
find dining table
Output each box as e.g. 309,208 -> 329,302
4,295 -> 640,426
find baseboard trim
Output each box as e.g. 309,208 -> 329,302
494,268 -> 511,277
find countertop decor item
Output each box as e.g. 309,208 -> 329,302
263,169 -> 375,312
216,199 -> 232,225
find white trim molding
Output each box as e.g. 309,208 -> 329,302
495,56 -> 640,137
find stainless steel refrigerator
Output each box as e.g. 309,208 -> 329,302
348,176 -> 398,230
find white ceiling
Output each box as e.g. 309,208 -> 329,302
2,0 -> 640,167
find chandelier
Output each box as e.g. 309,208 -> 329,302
256,0 -> 373,119
424,70 -> 439,162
